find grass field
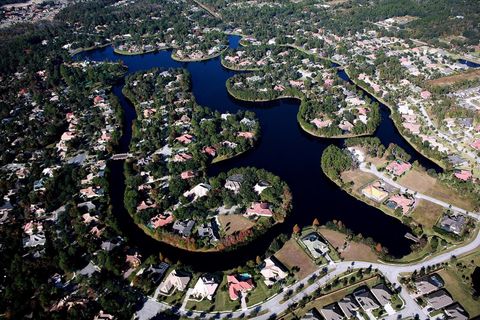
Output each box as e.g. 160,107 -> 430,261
318,227 -> 379,263
340,169 -> 377,191
410,200 -> 444,229
218,214 -> 255,236
433,251 -> 480,318
398,168 -> 475,211
437,268 -> 480,318
275,239 -> 317,279
427,69 -> 480,87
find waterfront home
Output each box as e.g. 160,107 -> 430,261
338,295 -> 360,319
439,214 -> 467,235
361,181 -> 389,202
320,303 -> 345,320
238,131 -> 255,139
190,275 -> 219,301
454,170 -> 472,181
425,289 -> 454,310
172,220 -> 195,237
385,160 -> 411,176
183,183 -> 211,201
260,257 -> 288,286
225,174 -> 244,194
301,232 -> 330,259
125,253 -> 142,269
150,212 -> 174,229
139,263 -> 169,285
370,283 -> 393,309
444,303 -> 469,320
227,274 -> 254,300
245,202 -> 274,217
311,118 -> 332,129
301,309 -> 322,320
386,194 -> 415,214
447,155 -> 468,167
203,146 -> 216,157
158,270 -> 191,296
197,220 -> 219,242
254,180 -> 271,194
353,288 -> 380,311
413,274 -> 444,297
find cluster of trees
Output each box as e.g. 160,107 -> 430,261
320,145 -> 353,181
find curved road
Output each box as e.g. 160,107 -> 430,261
136,213 -> 480,320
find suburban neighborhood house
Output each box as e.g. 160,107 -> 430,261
158,270 -> 191,296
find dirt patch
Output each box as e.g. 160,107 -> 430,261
341,169 -> 377,191
218,214 -> 255,236
275,239 -> 317,280
410,200 -> 444,229
398,169 -> 475,211
319,228 -> 379,263
428,69 -> 480,87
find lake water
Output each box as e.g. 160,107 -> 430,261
76,35 -> 442,271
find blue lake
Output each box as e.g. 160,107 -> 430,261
76,35 -> 442,270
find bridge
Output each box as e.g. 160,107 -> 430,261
110,153 -> 132,161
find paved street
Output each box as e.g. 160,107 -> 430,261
359,162 -> 479,218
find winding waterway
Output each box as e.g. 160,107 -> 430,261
76,35 -> 442,271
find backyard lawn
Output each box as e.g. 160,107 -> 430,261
218,214 -> 255,236
398,169 -> 476,211
275,239 -> 317,280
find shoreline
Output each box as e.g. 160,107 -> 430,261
342,68 -> 447,170
226,82 -> 378,139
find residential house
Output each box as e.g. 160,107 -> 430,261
413,274 -> 444,297
444,303 -> 469,320
439,214 -> 467,235
227,274 -> 254,300
362,181 -> 389,202
353,288 -> 380,311
158,270 -> 191,296
225,174 -> 244,194
150,212 -> 174,229
301,232 -> 330,259
138,263 -> 169,285
386,194 -> 415,214
320,303 -> 345,320
183,183 -> 211,201
386,160 -> 411,176
76,261 -> 100,278
245,202 -> 274,217
425,289 -> 454,310
190,275 -> 219,301
370,283 -> 393,307
301,308 -> 321,320
338,295 -> 360,319
197,219 -> 219,242
260,257 -> 288,286
254,180 -> 271,194
172,220 -> 195,237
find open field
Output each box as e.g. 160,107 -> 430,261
427,69 -> 480,87
218,214 -> 255,236
437,268 -> 480,318
398,169 -> 476,211
340,169 -> 377,190
275,239 -> 317,279
410,200 -> 444,229
318,227 -> 379,263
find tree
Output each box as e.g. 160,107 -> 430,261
293,224 -> 301,235
375,243 -> 383,253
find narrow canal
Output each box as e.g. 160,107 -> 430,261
76,35 -> 443,271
